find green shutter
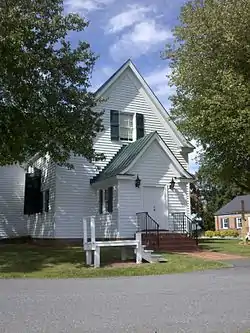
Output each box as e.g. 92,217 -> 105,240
24,173 -> 33,215
110,110 -> 119,140
108,187 -> 113,213
136,113 -> 144,139
24,170 -> 43,215
45,189 -> 50,212
99,190 -> 103,214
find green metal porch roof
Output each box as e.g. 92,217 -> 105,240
90,132 -> 156,184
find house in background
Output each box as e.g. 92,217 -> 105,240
214,195 -> 250,231
0,59 -> 195,246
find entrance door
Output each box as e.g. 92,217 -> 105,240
143,186 -> 166,229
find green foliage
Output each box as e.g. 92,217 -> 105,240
204,230 -> 240,238
195,167 -> 245,231
204,230 -> 214,238
0,0 -> 103,166
165,0 -> 250,191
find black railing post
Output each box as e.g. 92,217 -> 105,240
157,225 -> 159,249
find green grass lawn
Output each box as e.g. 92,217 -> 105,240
199,239 -> 250,257
0,243 -> 228,278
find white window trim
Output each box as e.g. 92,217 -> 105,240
236,217 -> 242,229
119,111 -> 135,142
221,217 -> 229,229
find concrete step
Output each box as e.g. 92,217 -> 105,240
157,257 -> 168,263
151,253 -> 162,258
143,249 -> 154,253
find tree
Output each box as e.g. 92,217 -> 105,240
191,168 -> 245,231
0,0 -> 103,166
165,0 -> 250,191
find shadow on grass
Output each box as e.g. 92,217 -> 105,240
0,242 -> 131,274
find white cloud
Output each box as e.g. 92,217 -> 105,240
89,65 -> 115,92
64,0 -> 115,13
110,20 -> 172,60
101,66 -> 115,77
146,66 -> 171,87
106,4 -> 155,34
145,66 -> 175,100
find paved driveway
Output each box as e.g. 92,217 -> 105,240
1,264 -> 250,333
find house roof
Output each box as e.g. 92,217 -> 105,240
215,195 -> 250,216
91,131 -> 193,184
94,59 -> 194,151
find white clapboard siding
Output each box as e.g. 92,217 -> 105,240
93,68 -> 187,172
118,141 -> 188,238
0,166 -> 27,238
54,156 -> 97,239
28,155 -> 56,238
55,156 -> 119,239
118,179 -> 140,239
95,184 -> 119,239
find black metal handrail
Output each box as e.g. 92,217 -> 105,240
172,212 -> 199,245
136,212 -> 160,248
171,212 -> 186,233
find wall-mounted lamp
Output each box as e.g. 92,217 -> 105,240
169,177 -> 175,190
135,175 -> 141,188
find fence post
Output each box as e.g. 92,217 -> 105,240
90,216 -> 96,248
83,218 -> 87,248
136,232 -> 142,264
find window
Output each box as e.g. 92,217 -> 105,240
44,189 -> 49,212
99,187 -> 113,214
221,217 -> 229,229
24,169 -> 43,215
110,110 -> 144,141
235,217 -> 242,229
120,113 -> 133,141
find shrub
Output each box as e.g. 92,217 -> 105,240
204,230 -> 240,238
205,230 -> 214,238
220,229 -> 239,238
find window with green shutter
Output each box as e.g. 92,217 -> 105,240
110,110 -> 144,141
110,110 -> 119,140
44,189 -> 50,212
24,169 -> 43,215
99,189 -> 103,214
107,187 -> 113,213
136,113 -> 144,139
99,187 -> 113,214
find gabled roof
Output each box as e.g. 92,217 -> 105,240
91,131 -> 193,184
90,132 -> 155,184
94,59 -> 194,150
215,195 -> 250,216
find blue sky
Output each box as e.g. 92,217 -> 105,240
63,0 -> 199,173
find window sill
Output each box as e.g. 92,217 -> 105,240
111,139 -> 134,144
